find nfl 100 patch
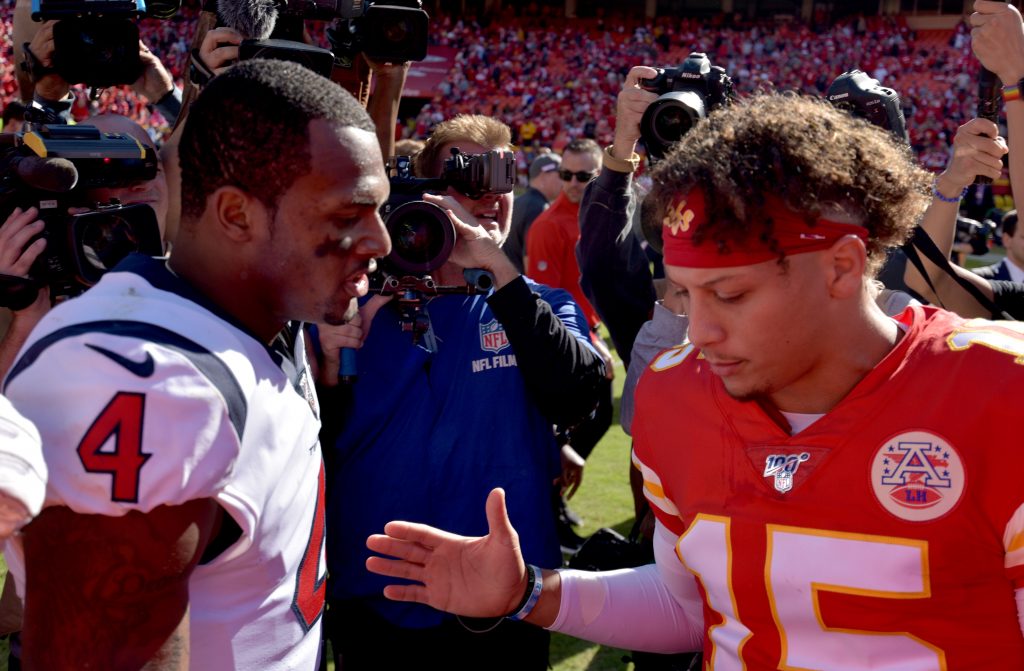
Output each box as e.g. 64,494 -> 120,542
763,451 -> 811,493
870,430 -> 965,522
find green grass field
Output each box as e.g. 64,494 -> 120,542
549,340 -> 638,671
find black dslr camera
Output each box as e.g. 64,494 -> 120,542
0,124 -> 163,307
30,0 -> 180,88
639,53 -> 734,160
826,70 -> 909,145
371,149 -> 514,344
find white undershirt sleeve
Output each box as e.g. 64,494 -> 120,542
547,521 -> 704,654
1017,587 -> 1024,636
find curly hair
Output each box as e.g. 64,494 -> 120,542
413,114 -> 511,177
179,59 -> 375,222
644,93 -> 933,275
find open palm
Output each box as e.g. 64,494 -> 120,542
365,488 -> 528,618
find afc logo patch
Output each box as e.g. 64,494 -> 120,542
479,319 -> 509,353
870,431 -> 965,522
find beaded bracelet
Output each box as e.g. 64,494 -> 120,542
1004,83 -> 1022,104
508,564 -> 544,621
933,178 -> 968,204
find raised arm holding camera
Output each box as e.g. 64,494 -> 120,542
901,0 -> 1024,319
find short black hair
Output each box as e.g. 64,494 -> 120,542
2,101 -> 26,125
179,59 -> 375,220
1003,210 -> 1018,238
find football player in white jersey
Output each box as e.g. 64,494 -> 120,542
3,59 -> 390,669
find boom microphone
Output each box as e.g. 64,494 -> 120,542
10,155 -> 79,193
217,0 -> 278,40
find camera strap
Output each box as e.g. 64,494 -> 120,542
903,226 -> 1014,320
189,49 -> 216,89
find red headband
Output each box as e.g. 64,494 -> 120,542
661,189 -> 869,268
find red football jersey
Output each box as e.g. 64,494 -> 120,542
632,306 -> 1024,670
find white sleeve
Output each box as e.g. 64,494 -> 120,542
0,395 -> 46,531
1017,587 -> 1024,637
547,521 -> 704,654
5,337 -> 240,516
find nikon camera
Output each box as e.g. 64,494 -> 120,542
31,0 -> 180,88
826,70 -> 909,145
639,53 -> 734,160
0,124 -> 163,306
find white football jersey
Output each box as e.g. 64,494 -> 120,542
0,394 -> 46,536
4,256 -> 325,670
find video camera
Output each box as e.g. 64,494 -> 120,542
0,124 -> 164,307
236,0 -> 429,78
30,0 -> 180,88
826,70 -> 909,145
639,53 -> 734,161
369,148 -> 514,344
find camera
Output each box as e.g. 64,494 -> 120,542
329,0 -> 429,63
380,149 -> 514,275
30,0 -> 180,88
826,70 -> 909,145
238,39 -> 335,78
0,124 -> 164,305
955,215 -> 995,257
639,53 -> 733,160
367,149 -> 513,344
235,0 -> 428,81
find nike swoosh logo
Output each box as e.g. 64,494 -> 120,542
85,344 -> 156,378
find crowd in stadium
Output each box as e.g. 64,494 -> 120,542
0,0 -> 986,171
2,0 -> 1024,669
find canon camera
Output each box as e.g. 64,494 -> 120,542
826,70 -> 909,145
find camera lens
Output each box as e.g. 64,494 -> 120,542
640,91 -> 706,159
384,201 -> 456,274
382,18 -> 411,44
80,213 -> 141,273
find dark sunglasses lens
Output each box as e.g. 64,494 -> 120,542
559,170 -> 595,182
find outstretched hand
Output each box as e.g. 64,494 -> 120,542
366,488 -> 528,618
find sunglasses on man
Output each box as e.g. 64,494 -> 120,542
558,169 -> 597,183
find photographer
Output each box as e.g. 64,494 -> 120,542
0,113 -> 170,377
17,15 -> 182,126
903,0 -> 1024,319
317,115 -> 606,670
576,65 -> 659,367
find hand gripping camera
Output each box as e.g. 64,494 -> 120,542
236,0 -> 429,78
371,148 -> 515,344
30,0 -> 180,88
0,124 -> 163,307
639,53 -> 734,160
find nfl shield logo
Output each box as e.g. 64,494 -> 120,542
480,319 -> 509,353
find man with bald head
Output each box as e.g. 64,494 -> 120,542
3,60 -> 389,669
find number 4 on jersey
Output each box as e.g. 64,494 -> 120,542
77,392 -> 151,503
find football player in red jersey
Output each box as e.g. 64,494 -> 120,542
366,92 -> 1024,669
